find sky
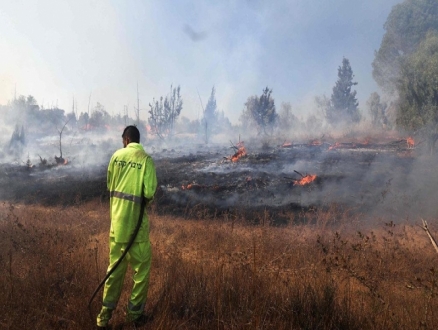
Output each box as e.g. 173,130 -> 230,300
0,0 -> 403,124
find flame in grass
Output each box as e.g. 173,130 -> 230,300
182,183 -> 202,190
407,137 -> 415,149
328,142 -> 340,150
231,141 -> 247,162
181,184 -> 193,190
182,183 -> 205,190
55,156 -> 68,165
231,147 -> 246,162
293,174 -> 317,186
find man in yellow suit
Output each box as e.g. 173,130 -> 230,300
97,125 -> 157,328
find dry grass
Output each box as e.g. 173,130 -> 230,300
1,200 -> 438,329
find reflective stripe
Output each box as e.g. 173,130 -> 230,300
110,191 -> 143,204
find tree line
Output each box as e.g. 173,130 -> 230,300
2,0 -> 437,152
372,0 -> 438,152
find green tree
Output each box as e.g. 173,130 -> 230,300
201,86 -> 218,143
89,102 -> 111,130
396,31 -> 438,152
6,95 -> 40,128
372,0 -> 438,93
367,92 -> 389,129
242,87 -> 278,135
78,112 -> 90,130
164,85 -> 183,137
148,97 -> 165,139
148,85 -> 183,139
326,58 -> 361,126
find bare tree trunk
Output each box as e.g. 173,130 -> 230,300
56,118 -> 71,163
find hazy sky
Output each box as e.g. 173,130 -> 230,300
0,0 -> 402,123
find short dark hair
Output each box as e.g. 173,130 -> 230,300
122,125 -> 140,143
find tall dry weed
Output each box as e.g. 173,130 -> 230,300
1,201 -> 438,329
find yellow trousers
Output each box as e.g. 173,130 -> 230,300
98,237 -> 152,324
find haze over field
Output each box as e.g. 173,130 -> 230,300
0,0 -> 401,123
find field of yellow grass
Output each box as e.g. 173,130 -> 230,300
1,200 -> 438,329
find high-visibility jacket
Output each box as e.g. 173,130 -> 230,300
107,143 -> 157,243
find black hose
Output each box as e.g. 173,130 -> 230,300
88,198 -> 146,308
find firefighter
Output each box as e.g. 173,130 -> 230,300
97,125 -> 157,328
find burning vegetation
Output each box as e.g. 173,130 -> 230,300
1,1 -> 438,329
407,136 -> 415,148
0,129 -> 429,224
229,141 -> 247,162
293,173 -> 317,186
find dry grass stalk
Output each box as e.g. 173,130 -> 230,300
421,218 -> 438,254
1,201 -> 438,329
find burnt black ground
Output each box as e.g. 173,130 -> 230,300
0,141 -> 419,224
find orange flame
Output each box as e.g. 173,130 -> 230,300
230,142 -> 247,162
231,147 -> 246,162
182,183 -> 205,190
328,142 -> 339,150
407,137 -> 415,149
282,141 -> 292,148
293,174 -> 317,186
181,183 -> 193,190
55,156 -> 68,165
